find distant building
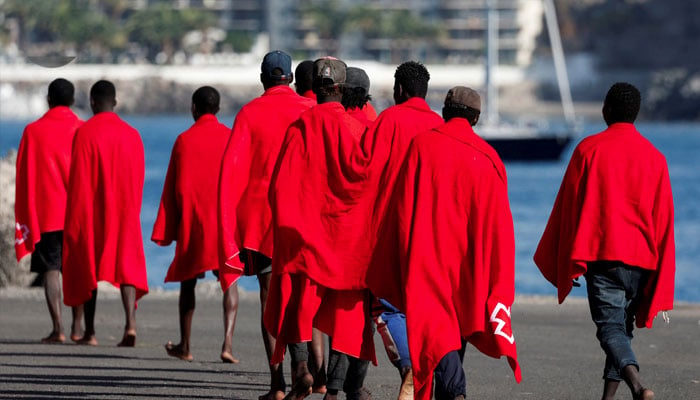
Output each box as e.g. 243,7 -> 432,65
123,0 -> 543,66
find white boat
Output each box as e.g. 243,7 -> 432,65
480,0 -> 580,161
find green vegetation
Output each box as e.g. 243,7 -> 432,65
1,0 -> 223,63
299,0 -> 443,62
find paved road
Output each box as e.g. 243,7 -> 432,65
1,286 -> 698,399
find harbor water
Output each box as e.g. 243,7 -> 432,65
1,116 -> 698,302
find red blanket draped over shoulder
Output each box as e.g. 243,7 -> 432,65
362,102 -> 377,122
268,102 -> 370,289
361,97 -> 443,295
63,112 -> 148,306
218,85 -> 314,288
14,106 -> 82,260
151,114 -> 230,284
376,119 -> 521,400
534,123 -> 675,328
265,102 -> 376,364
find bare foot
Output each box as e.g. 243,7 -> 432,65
41,331 -> 65,344
258,390 -> 285,400
165,341 -> 193,361
283,372 -> 313,400
70,326 -> 84,343
220,350 -> 240,364
636,388 -> 654,400
313,384 -> 327,394
117,330 -> 136,347
347,387 -> 372,400
75,334 -> 98,346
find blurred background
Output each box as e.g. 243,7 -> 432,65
1,0 -> 698,303
1,0 -> 699,118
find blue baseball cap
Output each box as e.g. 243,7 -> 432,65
261,50 -> 293,80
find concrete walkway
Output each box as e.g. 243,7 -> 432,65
1,286 -> 698,399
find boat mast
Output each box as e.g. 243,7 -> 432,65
542,0 -> 576,125
484,0 -> 499,126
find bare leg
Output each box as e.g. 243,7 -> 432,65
221,281 -> 240,363
622,365 -> 654,400
165,279 -> 196,361
601,379 -> 620,400
309,328 -> 327,393
258,271 -> 285,400
76,289 -> 98,346
117,285 -> 136,347
41,270 -> 65,343
398,366 -> 414,400
286,352 -> 313,400
70,304 -> 84,342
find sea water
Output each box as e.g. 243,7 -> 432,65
1,116 -> 698,302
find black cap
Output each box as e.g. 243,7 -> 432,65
345,67 -> 370,91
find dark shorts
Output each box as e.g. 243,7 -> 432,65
30,231 -> 63,274
239,250 -> 272,275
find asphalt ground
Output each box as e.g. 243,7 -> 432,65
1,285 -> 698,399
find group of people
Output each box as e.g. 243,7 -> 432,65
14,50 -> 674,400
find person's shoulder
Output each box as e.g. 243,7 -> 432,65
373,104 -> 403,126
117,114 -> 140,135
272,90 -> 316,110
22,116 -> 44,134
410,129 -> 436,148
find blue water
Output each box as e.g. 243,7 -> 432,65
2,117 -> 698,302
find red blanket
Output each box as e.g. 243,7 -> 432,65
347,107 -> 372,131
265,273 -> 376,364
375,119 -> 521,399
269,102 -> 369,289
62,112 -> 148,306
218,86 -> 314,287
534,123 -> 675,328
362,97 -> 443,296
265,101 -> 375,362
362,102 -> 377,121
151,115 -> 231,284
14,106 -> 82,260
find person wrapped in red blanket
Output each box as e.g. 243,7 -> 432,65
218,50 -> 318,400
14,78 -> 84,343
374,87 -> 521,400
534,82 -> 674,400
265,57 -> 375,400
63,80 -> 148,347
362,61 -> 445,400
151,86 -> 238,363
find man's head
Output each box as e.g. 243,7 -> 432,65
393,61 -> 430,104
191,86 -> 220,120
260,50 -> 293,89
47,78 -> 74,108
312,57 -> 346,104
89,80 -> 117,114
442,86 -> 481,126
342,67 -> 372,110
294,60 -> 315,95
603,82 -> 641,125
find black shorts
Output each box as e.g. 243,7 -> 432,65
30,231 -> 63,274
239,250 -> 272,275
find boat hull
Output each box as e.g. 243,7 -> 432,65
486,136 -> 572,161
